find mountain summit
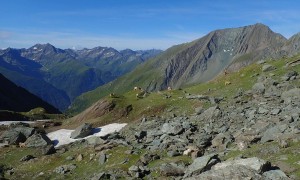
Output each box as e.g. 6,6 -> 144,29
69,23 -> 299,114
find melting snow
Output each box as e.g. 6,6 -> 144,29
47,123 -> 127,147
33,47 -> 37,50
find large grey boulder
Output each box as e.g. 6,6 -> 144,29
261,124 -> 288,143
252,82 -> 265,94
161,123 -> 183,135
14,127 -> 35,138
0,130 -> 26,145
25,134 -> 52,147
70,123 -> 93,139
185,164 -> 262,180
263,170 -> 289,180
213,157 -> 271,174
184,153 -> 220,177
281,88 -> 300,100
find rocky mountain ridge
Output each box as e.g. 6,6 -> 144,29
0,44 -> 162,110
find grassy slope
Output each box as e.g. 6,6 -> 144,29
65,54 -> 300,128
67,43 -> 194,115
1,54 -> 300,179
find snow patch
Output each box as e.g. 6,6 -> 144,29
33,47 -> 37,50
0,121 -> 35,126
47,123 -> 127,147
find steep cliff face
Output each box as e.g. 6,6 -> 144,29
163,23 -> 286,89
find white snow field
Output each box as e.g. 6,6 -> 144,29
47,123 -> 127,147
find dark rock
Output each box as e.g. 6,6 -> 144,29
41,145 -> 56,155
160,163 -> 184,176
135,131 -> 147,140
184,153 -> 220,177
281,71 -> 298,81
25,134 -> 52,147
128,165 -> 150,178
20,155 -> 35,162
0,130 -> 26,145
70,123 -> 93,139
54,164 -> 77,174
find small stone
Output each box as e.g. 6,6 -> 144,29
99,153 -> 107,165
76,154 -> 83,162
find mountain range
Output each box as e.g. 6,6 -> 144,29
68,23 -> 300,114
0,45 -> 162,110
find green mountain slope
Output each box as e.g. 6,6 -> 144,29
69,23 -> 295,114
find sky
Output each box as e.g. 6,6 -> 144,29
1,0 -> 300,50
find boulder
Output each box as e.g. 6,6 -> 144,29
184,153 -> 220,177
185,164 -> 262,180
281,88 -> 300,100
263,170 -> 289,180
261,124 -> 288,143
262,64 -> 276,72
14,127 -> 35,138
99,152 -> 107,165
25,134 -> 52,147
0,130 -> 26,145
86,136 -> 106,146
160,163 -> 185,176
252,82 -> 265,94
281,71 -> 298,81
211,133 -> 232,151
213,157 -> 271,174
70,123 -> 93,139
41,145 -> 56,155
54,164 -> 77,174
161,123 -> 183,135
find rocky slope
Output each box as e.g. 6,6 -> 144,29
0,73 -> 60,113
0,44 -> 161,110
0,54 -> 299,179
69,23 -> 300,114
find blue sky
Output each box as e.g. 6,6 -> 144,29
1,0 -> 300,50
